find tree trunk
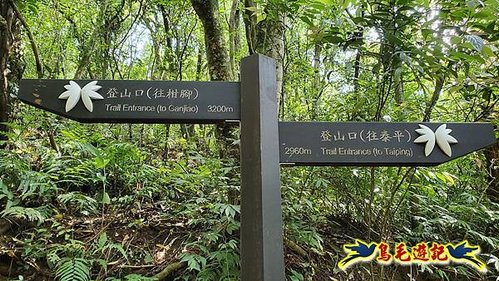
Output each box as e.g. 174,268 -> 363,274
243,0 -> 285,107
159,4 -> 176,80
423,76 -> 444,122
228,0 -> 240,77
191,0 -> 239,204
242,0 -> 256,53
311,43 -> 322,120
0,2 -> 15,146
191,0 -> 232,81
99,0 -> 125,79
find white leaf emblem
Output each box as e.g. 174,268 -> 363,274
414,124 -> 436,156
414,124 -> 458,157
435,124 -> 458,157
58,81 -> 103,112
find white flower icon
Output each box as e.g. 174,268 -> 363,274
58,81 -> 103,112
414,124 -> 458,157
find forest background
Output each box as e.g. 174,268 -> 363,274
0,0 -> 498,280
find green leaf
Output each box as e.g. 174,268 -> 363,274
482,45 -> 495,58
450,35 -> 462,45
421,29 -> 433,40
124,274 -> 158,281
324,35 -> 344,44
289,269 -> 304,281
95,157 -> 110,169
315,0 -> 334,5
300,15 -> 314,27
98,233 -> 108,248
385,33 -> 404,46
1,206 -> 47,223
181,254 -> 201,271
55,258 -> 90,281
101,192 -> 111,204
449,51 -> 485,63
464,34 -> 485,52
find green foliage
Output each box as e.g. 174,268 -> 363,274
106,274 -> 158,281
55,258 -> 91,281
58,192 -> 98,214
289,269 -> 305,281
1,206 -> 49,223
91,232 -> 128,272
178,199 -> 241,280
0,145 -> 58,223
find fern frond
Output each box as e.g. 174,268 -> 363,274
0,180 -> 14,201
58,192 -> 98,214
55,257 -> 90,281
1,206 -> 48,223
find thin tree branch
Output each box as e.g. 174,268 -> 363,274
423,75 -> 444,122
9,0 -> 42,78
153,261 -> 186,280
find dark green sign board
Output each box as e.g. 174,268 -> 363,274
279,122 -> 496,166
18,79 -> 240,123
18,80 -> 497,167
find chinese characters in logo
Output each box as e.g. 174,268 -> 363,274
338,239 -> 486,273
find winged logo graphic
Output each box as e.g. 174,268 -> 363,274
414,124 -> 458,157
58,81 -> 103,112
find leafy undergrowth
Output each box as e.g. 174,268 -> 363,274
1,122 -> 498,281
1,201 -> 228,280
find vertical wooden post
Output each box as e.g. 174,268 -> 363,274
240,54 -> 285,281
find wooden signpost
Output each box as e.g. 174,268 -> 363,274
18,54 -> 497,281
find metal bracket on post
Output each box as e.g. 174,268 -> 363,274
240,54 -> 285,281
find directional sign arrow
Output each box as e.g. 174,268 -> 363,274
279,122 -> 497,166
18,80 -> 497,167
18,79 -> 240,123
